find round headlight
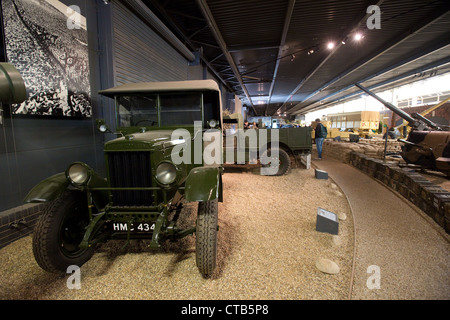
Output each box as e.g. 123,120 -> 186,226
208,119 -> 217,128
99,124 -> 108,133
67,163 -> 90,185
155,162 -> 177,185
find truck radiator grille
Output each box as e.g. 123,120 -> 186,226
107,151 -> 153,206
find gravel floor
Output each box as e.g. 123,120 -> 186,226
0,165 -> 354,300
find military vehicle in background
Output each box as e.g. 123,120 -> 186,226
356,84 -> 450,177
392,96 -> 450,139
223,113 -> 312,175
327,111 -> 379,139
311,111 -> 379,141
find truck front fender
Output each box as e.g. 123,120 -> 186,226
185,166 -> 222,202
24,167 -> 109,209
24,172 -> 69,203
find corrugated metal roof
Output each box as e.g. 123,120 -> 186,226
207,0 -> 287,47
147,0 -> 450,116
288,8 -> 450,114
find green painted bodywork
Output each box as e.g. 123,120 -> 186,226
24,165 -> 109,206
104,127 -> 193,152
185,166 -> 222,202
223,127 -> 312,163
24,173 -> 69,203
223,113 -> 312,162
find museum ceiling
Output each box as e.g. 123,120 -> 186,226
142,0 -> 450,117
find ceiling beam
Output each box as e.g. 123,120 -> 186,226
195,0 -> 258,115
187,24 -> 209,39
286,5 -> 450,115
293,38 -> 450,114
265,0 -> 295,116
227,44 -> 280,52
209,53 -> 224,63
273,0 -> 385,116
147,1 -> 234,93
165,9 -> 206,22
298,54 -> 450,115
190,40 -> 220,49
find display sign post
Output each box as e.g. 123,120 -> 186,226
316,207 -> 339,235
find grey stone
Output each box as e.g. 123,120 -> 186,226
337,212 -> 347,221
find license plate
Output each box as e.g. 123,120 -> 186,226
111,222 -> 155,233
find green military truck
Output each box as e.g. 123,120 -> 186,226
25,79 -> 312,278
26,80 -> 223,278
223,113 -> 312,175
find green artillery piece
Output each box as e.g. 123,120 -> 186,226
356,83 -> 450,176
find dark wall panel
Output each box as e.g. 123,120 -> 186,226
0,0 -> 228,213
0,0 -> 104,212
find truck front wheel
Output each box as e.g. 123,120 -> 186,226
195,199 -> 218,278
32,190 -> 94,273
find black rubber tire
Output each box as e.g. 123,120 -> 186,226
32,190 -> 94,273
261,148 -> 291,176
195,199 -> 218,278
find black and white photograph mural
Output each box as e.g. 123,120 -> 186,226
1,0 -> 91,117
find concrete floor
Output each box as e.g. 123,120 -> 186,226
313,156 -> 450,299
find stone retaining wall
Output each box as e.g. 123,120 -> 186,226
349,152 -> 450,234
322,138 -> 404,164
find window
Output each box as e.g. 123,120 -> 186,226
117,95 -> 158,127
160,92 -> 202,126
116,92 -> 203,127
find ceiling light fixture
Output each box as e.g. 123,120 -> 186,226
327,42 -> 335,50
290,54 -> 295,62
354,33 -> 363,41
307,46 -> 319,55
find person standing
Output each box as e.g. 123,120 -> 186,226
314,118 -> 327,160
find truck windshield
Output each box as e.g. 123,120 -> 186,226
160,92 -> 202,126
116,92 -> 202,127
117,95 -> 158,127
